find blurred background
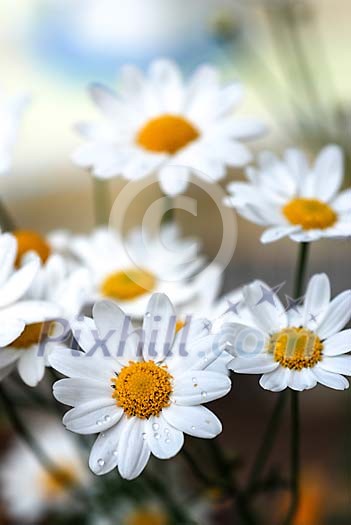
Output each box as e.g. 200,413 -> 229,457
0,0 -> 350,524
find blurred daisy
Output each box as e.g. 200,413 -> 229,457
67,224 -> 207,318
50,293 -> 231,480
0,235 -> 67,386
73,59 -> 265,196
0,416 -> 90,523
231,274 -> 351,391
12,229 -> 74,268
0,88 -> 28,174
225,145 -> 351,243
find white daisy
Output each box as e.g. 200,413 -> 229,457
0,416 -> 90,523
73,58 -> 265,196
0,234 -> 64,386
225,145 -> 351,243
49,293 -> 231,480
67,224 -> 209,318
0,88 -> 28,174
230,274 -> 351,391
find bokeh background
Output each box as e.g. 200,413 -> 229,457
0,1 -> 350,524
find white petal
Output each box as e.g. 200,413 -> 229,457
243,281 -> 287,334
0,347 -> 21,368
1,300 -> 61,324
89,419 -> 127,475
117,418 -> 151,480
145,414 -> 184,459
233,355 -> 278,374
302,273 -> 330,329
286,369 -> 317,391
319,356 -> 351,376
49,347 -> 118,381
53,378 -> 111,407
261,226 -> 300,244
313,145 -> 343,201
172,371 -> 231,405
166,334 -> 223,376
0,233 -> 16,286
92,300 -> 140,364
142,294 -> 176,362
0,319 -> 25,346
312,365 -> 349,390
323,330 -> 351,356
158,165 -> 190,197
17,349 -> 46,387
259,367 -> 290,391
316,290 -> 351,339
63,400 -> 123,434
332,189 -> 351,212
162,405 -> 222,438
0,258 -> 39,308
149,59 -> 183,112
283,148 -> 309,182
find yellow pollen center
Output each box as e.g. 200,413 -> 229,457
267,327 -> 323,370
11,323 -> 45,349
100,268 -> 156,301
175,319 -> 186,333
14,229 -> 51,267
136,114 -> 200,154
111,361 -> 173,419
38,465 -> 78,499
125,509 -> 169,525
283,198 -> 337,230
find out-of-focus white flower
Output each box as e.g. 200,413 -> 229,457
0,89 -> 28,174
230,274 -> 351,391
225,145 -> 351,243
73,59 -> 265,196
66,224 -> 210,318
0,232 -> 80,387
0,416 -> 90,523
50,293 -> 231,480
0,233 -> 61,385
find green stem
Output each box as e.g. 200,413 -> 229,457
0,199 -> 15,231
92,177 -> 110,226
144,472 -> 195,525
247,391 -> 288,492
182,448 -> 214,487
0,384 -> 61,474
283,391 -> 300,525
209,441 -> 257,525
293,242 -> 310,298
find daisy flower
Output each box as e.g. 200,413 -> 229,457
0,416 -> 90,522
231,274 -> 351,391
66,224 -> 209,318
0,88 -> 28,174
225,145 -> 351,243
0,232 -> 61,383
50,293 -> 231,480
0,235 -> 67,386
73,58 -> 265,196
12,228 -> 74,267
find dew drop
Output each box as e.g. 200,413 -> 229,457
113,450 -> 118,456
96,420 -> 103,426
154,433 -> 160,440
152,423 -> 159,431
142,432 -> 147,440
191,425 -> 196,431
97,459 -> 105,467
104,415 -> 111,423
145,312 -> 151,318
201,391 -> 207,399
165,438 -> 171,444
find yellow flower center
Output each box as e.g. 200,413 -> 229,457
125,509 -> 169,525
100,269 -> 156,301
111,361 -> 173,419
11,323 -> 45,349
267,327 -> 323,370
14,229 -> 51,267
136,114 -> 200,154
283,198 -> 337,230
38,465 -> 78,499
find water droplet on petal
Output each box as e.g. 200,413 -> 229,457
165,438 -> 171,444
142,432 -> 147,440
104,415 -> 111,423
145,312 -> 151,318
201,391 -> 207,399
97,459 -> 105,467
113,450 -> 118,456
152,423 -> 159,431
191,425 -> 196,431
154,433 -> 160,440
